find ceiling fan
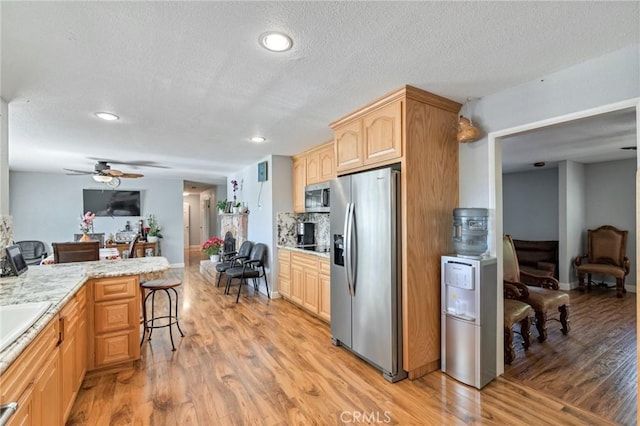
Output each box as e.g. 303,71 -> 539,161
64,161 -> 144,187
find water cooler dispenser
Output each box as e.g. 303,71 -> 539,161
441,255 -> 497,389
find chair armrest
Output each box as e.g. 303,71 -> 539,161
624,257 -> 631,275
504,279 -> 529,299
520,269 -> 559,290
574,254 -> 588,267
221,250 -> 238,260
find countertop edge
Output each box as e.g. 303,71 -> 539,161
277,245 -> 330,259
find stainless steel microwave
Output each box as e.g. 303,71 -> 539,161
305,182 -> 330,213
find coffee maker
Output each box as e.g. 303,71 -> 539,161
297,222 -> 315,247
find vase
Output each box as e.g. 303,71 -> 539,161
147,236 -> 158,243
232,207 -> 240,214
210,254 -> 220,262
80,233 -> 91,242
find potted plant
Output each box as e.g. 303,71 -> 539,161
79,211 -> 95,241
216,199 -> 228,214
202,236 -> 224,262
146,214 -> 163,243
233,202 -> 242,214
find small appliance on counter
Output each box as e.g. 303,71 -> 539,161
296,222 -> 315,247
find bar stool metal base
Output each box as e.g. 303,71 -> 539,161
140,278 -> 185,351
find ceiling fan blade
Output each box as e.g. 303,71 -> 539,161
64,168 -> 93,175
105,169 -> 124,177
88,158 -> 170,169
120,173 -> 144,179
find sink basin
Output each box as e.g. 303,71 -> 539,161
0,302 -> 51,352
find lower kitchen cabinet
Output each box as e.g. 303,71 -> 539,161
278,248 -> 330,322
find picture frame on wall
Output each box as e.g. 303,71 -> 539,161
258,161 -> 268,182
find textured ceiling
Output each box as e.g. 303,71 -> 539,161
2,1 -> 639,185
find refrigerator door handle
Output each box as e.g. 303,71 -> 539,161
344,202 -> 354,295
349,201 -> 357,295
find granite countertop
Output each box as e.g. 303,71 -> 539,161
277,245 -> 330,259
0,257 -> 170,375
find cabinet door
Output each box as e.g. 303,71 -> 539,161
318,144 -> 335,182
60,312 -> 78,423
95,330 -> 139,367
76,304 -> 87,388
335,120 -> 363,172
32,349 -> 60,426
7,384 -> 33,426
363,101 -> 402,165
278,250 -> 291,298
290,263 -> 304,305
302,269 -> 319,314
318,259 -> 331,322
305,151 -> 320,185
94,299 -> 138,334
292,157 -> 306,213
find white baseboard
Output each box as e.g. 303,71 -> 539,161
170,263 -> 185,268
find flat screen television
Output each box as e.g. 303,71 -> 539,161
5,244 -> 28,276
83,189 -> 141,217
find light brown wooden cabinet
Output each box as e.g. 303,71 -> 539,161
277,249 -> 291,298
279,249 -> 330,322
334,99 -> 402,174
1,313 -> 61,426
292,140 -> 335,212
292,156 -> 306,213
88,275 -> 141,372
330,85 -> 460,379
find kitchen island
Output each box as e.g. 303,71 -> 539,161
0,257 -> 169,425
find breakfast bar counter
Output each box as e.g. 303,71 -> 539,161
0,257 -> 170,375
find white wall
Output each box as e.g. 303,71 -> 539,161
0,98 -> 8,215
226,155 -> 293,297
459,44 -> 639,375
584,158 -> 637,288
9,171 -> 185,265
559,160 -> 586,286
503,168 -> 559,240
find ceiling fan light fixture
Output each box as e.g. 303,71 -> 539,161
92,174 -> 113,183
259,31 -> 293,52
95,112 -> 119,121
251,136 -> 266,143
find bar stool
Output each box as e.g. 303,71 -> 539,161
140,278 -> 185,351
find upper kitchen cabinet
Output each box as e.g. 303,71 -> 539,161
292,141 -> 335,212
292,156 -> 306,213
330,85 -> 461,380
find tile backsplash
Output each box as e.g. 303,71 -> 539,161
0,215 -> 13,260
277,212 -> 329,248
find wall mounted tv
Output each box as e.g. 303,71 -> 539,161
83,189 -> 141,217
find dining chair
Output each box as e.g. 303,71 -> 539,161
15,240 -> 48,265
52,241 -> 99,264
223,243 -> 269,303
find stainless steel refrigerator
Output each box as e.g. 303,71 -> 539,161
330,167 -> 407,382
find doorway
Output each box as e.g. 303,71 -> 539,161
489,98 -> 639,423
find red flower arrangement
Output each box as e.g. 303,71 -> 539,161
202,236 -> 225,256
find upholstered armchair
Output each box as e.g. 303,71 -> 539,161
574,225 -> 630,298
504,234 -> 570,343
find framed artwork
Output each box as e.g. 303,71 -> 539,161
258,161 -> 268,182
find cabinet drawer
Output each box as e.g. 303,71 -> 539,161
94,299 -> 137,334
291,252 -> 318,268
94,330 -> 139,367
94,276 -> 138,301
319,259 -> 330,276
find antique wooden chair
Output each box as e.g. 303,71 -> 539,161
52,241 -> 99,264
503,234 -> 570,343
574,225 -> 630,298
503,282 -> 532,364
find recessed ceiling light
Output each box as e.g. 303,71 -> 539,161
621,146 -> 637,150
533,162 -> 546,168
95,112 -> 119,121
251,136 -> 266,143
259,31 -> 293,52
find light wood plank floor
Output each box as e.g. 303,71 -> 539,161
68,251 -> 626,425
505,285 -> 637,425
